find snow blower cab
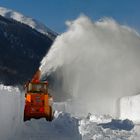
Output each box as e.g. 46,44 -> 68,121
24,70 -> 53,121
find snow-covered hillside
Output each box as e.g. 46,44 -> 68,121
0,84 -> 139,140
0,14 -> 55,85
0,7 -> 57,40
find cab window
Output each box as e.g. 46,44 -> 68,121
27,83 -> 48,93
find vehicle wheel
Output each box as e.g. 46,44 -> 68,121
46,107 -> 53,121
23,116 -> 30,122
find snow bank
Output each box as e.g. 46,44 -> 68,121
0,85 -> 23,140
0,84 -> 81,140
20,112 -> 81,140
120,94 -> 140,123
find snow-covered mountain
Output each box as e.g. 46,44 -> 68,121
0,14 -> 56,85
0,7 -> 57,40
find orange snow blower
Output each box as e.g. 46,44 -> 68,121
24,70 -> 54,121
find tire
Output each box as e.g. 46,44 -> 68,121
46,107 -> 53,121
23,115 -> 30,122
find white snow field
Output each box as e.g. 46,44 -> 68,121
0,84 -> 140,140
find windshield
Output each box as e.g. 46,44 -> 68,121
28,83 -> 48,93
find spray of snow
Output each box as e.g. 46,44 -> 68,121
40,15 -> 140,117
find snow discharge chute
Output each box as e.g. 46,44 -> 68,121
40,15 -> 140,117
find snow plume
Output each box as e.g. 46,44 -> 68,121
40,15 -> 140,117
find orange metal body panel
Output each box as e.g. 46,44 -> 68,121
24,93 -> 52,120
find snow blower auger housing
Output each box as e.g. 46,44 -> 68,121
24,70 -> 54,121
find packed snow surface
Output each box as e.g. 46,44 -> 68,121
0,7 -> 57,40
40,15 -> 140,117
0,84 -> 140,140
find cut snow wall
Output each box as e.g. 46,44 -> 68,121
120,94 -> 140,123
0,85 -> 24,140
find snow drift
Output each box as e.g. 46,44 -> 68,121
40,15 -> 140,117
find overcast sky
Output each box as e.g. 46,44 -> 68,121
0,0 -> 139,33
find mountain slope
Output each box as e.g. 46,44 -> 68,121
0,7 -> 57,40
0,15 -> 56,85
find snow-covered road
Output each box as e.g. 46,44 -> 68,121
0,84 -> 139,140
